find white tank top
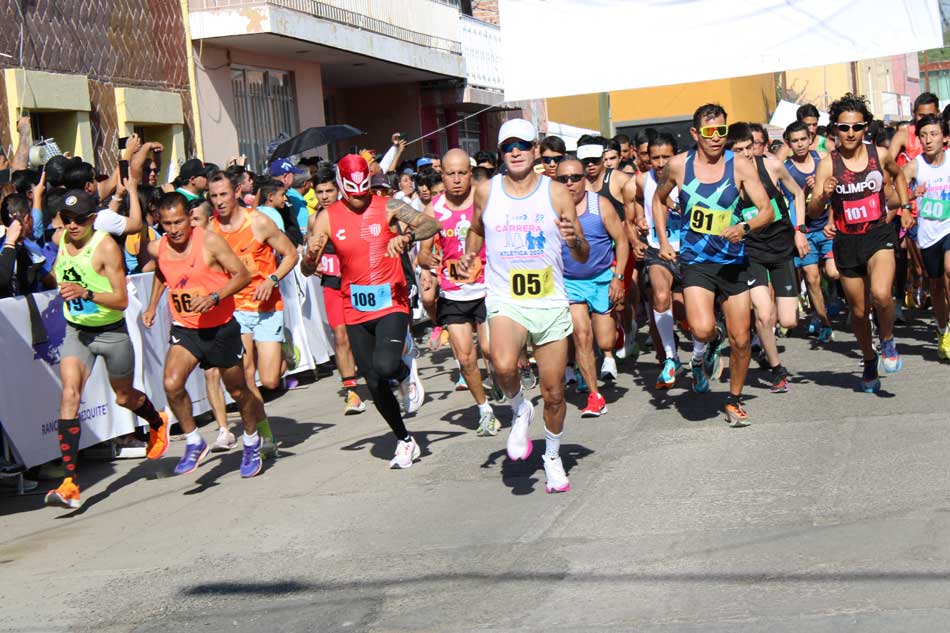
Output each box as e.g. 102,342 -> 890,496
483,174 -> 567,309
914,151 -> 950,249
643,170 -> 682,250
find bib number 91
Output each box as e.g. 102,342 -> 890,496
689,206 -> 733,235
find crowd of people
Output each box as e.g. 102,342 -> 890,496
4,90 -> 947,509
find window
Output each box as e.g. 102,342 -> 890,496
231,67 -> 299,172
457,113 -> 482,156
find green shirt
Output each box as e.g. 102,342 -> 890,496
54,231 -> 124,327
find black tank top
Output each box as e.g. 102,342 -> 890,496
598,168 -> 625,220
830,143 -> 888,235
741,156 -> 795,263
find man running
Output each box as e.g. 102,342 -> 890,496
540,136 -> 567,180
652,104 -> 775,427
777,104 -> 836,161
417,149 -> 500,435
809,93 -> 911,392
459,118 -> 589,493
44,191 -> 170,509
557,158 -> 627,417
301,155 -> 440,469
208,172 -> 298,457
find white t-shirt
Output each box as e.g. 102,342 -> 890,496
94,208 -> 128,236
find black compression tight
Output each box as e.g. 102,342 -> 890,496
346,312 -> 411,440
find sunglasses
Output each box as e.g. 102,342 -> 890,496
699,125 -> 729,139
542,154 -> 565,165
835,123 -> 868,133
580,157 -> 602,167
147,167 -> 160,174
61,214 -> 92,226
555,174 -> 584,184
501,139 -> 534,154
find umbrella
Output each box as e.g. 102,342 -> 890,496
267,125 -> 364,163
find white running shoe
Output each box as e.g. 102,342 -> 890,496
211,428 -> 236,453
402,356 -> 425,414
390,437 -> 421,469
543,454 -> 571,493
476,409 -> 501,436
600,356 -> 618,382
506,402 -> 534,461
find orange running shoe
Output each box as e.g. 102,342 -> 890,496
147,412 -> 170,460
723,399 -> 750,428
44,477 -> 81,509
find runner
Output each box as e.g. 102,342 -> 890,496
557,158 -> 627,416
208,172 -> 298,457
651,104 -> 776,426
635,130 -> 655,174
458,118 -> 589,493
142,192 -> 268,478
900,114 -> 950,357
417,149 -> 500,435
809,93 -> 912,392
300,155 -> 440,469
777,104 -> 836,161
540,136 -> 567,180
44,191 -> 170,509
306,165 -> 366,415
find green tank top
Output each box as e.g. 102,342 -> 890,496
54,230 -> 124,327
816,136 -> 828,154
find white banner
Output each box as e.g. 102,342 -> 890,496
500,0 -> 942,102
0,272 -> 335,469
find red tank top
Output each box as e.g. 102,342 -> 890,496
897,124 -> 923,167
157,226 -> 234,329
211,210 -> 283,313
830,144 -> 889,236
327,195 -> 409,324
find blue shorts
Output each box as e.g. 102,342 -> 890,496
795,230 -> 835,268
233,310 -> 285,342
564,268 -> 613,315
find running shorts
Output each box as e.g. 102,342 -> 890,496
437,296 -> 487,326
748,259 -> 798,298
794,230 -> 835,268
682,262 -> 751,298
62,321 -> 134,379
644,247 -> 683,290
920,232 -> 950,279
322,286 -> 345,330
487,303 -> 573,347
833,222 -> 897,279
565,268 -> 613,315
234,310 -> 285,342
171,318 -> 244,370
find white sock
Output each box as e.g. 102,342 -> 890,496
477,400 -> 493,416
544,426 -> 562,459
185,429 -> 202,446
692,337 -> 706,362
509,388 -> 526,415
654,309 -> 677,360
243,431 -> 259,447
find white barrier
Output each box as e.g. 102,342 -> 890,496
0,270 -> 335,469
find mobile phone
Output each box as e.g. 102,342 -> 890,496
152,149 -> 163,170
118,136 -> 128,151
119,160 -> 129,181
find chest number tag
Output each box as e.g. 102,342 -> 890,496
689,205 -> 733,235
741,199 -> 783,222
350,283 -> 393,312
919,197 -> 950,221
67,296 -> 97,316
841,194 -> 882,225
170,288 -> 205,316
444,258 -> 481,284
509,267 -> 554,299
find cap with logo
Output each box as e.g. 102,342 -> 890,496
576,144 -> 605,160
269,158 -> 305,177
58,190 -> 97,218
497,118 -> 537,145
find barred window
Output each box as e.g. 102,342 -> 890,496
231,67 -> 299,172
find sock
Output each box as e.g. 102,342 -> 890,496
184,428 -> 202,445
509,388 -> 526,415
726,392 -> 742,406
257,418 -> 273,441
57,418 -> 81,482
477,400 -> 493,416
402,434 -> 413,443
243,431 -> 259,447
132,398 -> 163,431
544,426 -> 561,459
692,337 -> 706,362
654,309 -> 677,360
342,376 -> 358,389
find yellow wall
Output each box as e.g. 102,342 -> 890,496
784,63 -> 853,110
545,93 -> 601,131
4,68 -> 94,160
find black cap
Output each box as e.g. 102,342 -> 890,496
179,158 -> 206,181
203,162 -> 220,178
370,173 -> 391,189
58,190 -> 97,218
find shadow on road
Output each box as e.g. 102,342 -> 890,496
341,429 -> 466,463
479,442 -> 594,495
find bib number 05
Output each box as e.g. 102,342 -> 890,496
509,267 -> 554,299
689,205 -> 733,235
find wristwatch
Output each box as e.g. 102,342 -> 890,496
269,273 -> 280,287
210,292 -> 220,305
84,289 -> 94,302
613,272 -> 624,281
742,222 -> 752,236
797,225 -> 807,233
901,203 -> 914,211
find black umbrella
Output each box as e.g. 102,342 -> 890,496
267,125 -> 364,163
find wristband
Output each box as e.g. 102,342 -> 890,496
901,203 -> 913,210
406,231 -> 417,243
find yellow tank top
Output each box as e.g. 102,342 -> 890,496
54,230 -> 124,327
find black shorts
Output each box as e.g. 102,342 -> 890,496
920,232 -> 950,279
682,261 -> 751,298
644,247 -> 683,290
748,259 -> 798,298
437,296 -> 486,326
833,222 -> 897,278
171,319 -> 244,370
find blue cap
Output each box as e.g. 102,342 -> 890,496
268,159 -> 304,177
416,157 -> 433,169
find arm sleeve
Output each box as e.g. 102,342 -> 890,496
94,209 -> 128,236
379,145 -> 398,174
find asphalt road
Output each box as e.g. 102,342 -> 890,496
3,308 -> 950,632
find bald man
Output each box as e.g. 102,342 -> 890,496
418,149 -> 501,436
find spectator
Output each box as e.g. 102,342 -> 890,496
474,150 -> 498,174
415,169 -> 443,208
174,158 -> 208,201
291,171 -> 313,219
122,186 -> 159,274
472,166 -> 491,183
395,169 -> 417,205
145,157 -> 161,187
370,173 -> 392,197
255,178 -> 288,232
0,192 -> 54,298
268,158 -> 307,241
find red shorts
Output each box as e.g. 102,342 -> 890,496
323,286 -> 345,330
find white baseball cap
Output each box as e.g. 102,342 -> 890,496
576,144 -> 605,160
498,118 -> 537,145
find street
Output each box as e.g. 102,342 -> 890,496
3,312 -> 950,632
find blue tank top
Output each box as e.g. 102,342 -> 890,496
563,192 -> 614,279
785,150 -> 826,231
677,150 -> 744,265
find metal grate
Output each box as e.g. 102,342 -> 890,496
231,67 -> 300,172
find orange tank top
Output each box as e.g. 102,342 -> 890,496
212,210 -> 283,312
157,226 -> 234,329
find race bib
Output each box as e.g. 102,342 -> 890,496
741,199 -> 783,222
169,287 -> 206,316
689,205 -> 734,235
650,213 -> 682,249
509,267 -> 554,299
841,194 -> 882,225
919,197 -> 950,221
320,253 -> 340,277
66,296 -> 97,316
350,283 -> 393,312
239,253 -> 259,276
443,258 -> 481,285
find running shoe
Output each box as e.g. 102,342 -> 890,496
44,477 -> 81,509
723,399 -> 750,428
390,437 -> 421,469
174,437 -> 209,475
344,390 -> 366,415
454,373 -> 469,391
543,454 -> 571,493
769,365 -> 789,393
240,435 -> 263,478
506,402 -> 534,461
776,325 -> 788,338
894,304 -> 906,325
428,326 -> 444,351
880,338 -> 902,374
146,411 -> 170,460
703,323 -> 725,381
440,327 -> 450,347
564,365 -> 577,386
656,358 -> 680,390
476,409 -> 501,437
575,371 -> 589,393
400,357 -> 425,413
600,356 -> 618,382
756,348 -> 770,370
262,437 -> 279,460
862,355 -> 881,393
817,325 -> 834,343
581,392 -> 607,418
690,359 -> 710,394
807,316 -> 820,336
519,364 -> 538,390
211,427 -> 236,453
827,299 -> 843,318
938,329 -> 950,361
